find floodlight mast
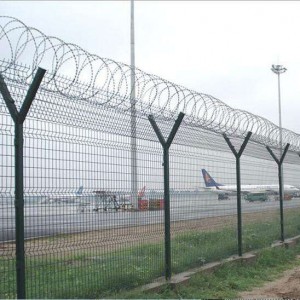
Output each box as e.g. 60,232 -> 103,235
271,64 -> 287,205
271,64 -> 287,241
130,0 -> 138,209
271,64 -> 287,155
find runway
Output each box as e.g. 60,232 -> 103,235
1,193 -> 300,242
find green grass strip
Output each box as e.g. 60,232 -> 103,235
115,244 -> 300,299
1,208 -> 300,298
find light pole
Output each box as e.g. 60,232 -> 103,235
271,64 -> 287,155
130,0 -> 138,209
271,64 -> 287,242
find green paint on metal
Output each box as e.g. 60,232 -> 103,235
148,112 -> 185,280
266,143 -> 290,242
0,67 -> 46,299
223,132 -> 252,257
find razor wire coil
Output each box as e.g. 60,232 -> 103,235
1,16 -> 300,151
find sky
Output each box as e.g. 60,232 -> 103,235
2,1 -> 300,133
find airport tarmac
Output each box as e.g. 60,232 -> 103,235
1,194 -> 300,242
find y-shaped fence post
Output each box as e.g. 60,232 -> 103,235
266,143 -> 290,242
0,68 -> 46,299
223,131 -> 252,257
148,112 -> 185,281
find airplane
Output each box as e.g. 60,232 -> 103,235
201,169 -> 300,195
45,186 -> 84,204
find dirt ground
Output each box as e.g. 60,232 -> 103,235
240,255 -> 300,299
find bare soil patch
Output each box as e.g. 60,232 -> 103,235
240,256 -> 300,299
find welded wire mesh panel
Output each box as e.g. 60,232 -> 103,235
169,143 -> 238,272
241,155 -> 280,251
0,69 -> 167,297
2,68 -> 300,297
241,147 -> 300,250
167,129 -> 300,269
19,115 -> 166,298
283,153 -> 300,240
1,15 -> 300,299
0,103 -> 16,298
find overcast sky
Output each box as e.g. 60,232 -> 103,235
2,1 -> 300,133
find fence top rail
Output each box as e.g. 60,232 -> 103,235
1,16 -> 300,151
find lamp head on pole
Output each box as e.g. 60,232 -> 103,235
271,64 -> 287,74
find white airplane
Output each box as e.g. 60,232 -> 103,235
46,186 -> 84,204
201,169 -> 300,195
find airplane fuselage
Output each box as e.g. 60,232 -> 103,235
206,184 -> 299,194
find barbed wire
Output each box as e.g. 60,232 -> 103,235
1,15 -> 300,151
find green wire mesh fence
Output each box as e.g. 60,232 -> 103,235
1,16 -> 300,299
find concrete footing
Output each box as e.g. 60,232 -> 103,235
140,280 -> 166,293
272,235 -> 300,249
140,251 -> 257,292
284,238 -> 297,248
241,252 -> 257,264
139,236 -> 300,293
192,261 -> 222,275
169,272 -> 193,288
271,240 -> 285,248
292,235 -> 300,243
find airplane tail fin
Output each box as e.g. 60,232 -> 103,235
201,169 -> 223,188
138,186 -> 146,198
76,186 -> 84,196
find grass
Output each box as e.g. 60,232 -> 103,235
1,208 -> 300,298
114,244 -> 300,299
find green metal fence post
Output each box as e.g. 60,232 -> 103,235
223,131 -> 252,257
0,68 -> 46,299
163,147 -> 171,278
14,122 -> 25,298
148,112 -> 184,281
266,143 -> 290,242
